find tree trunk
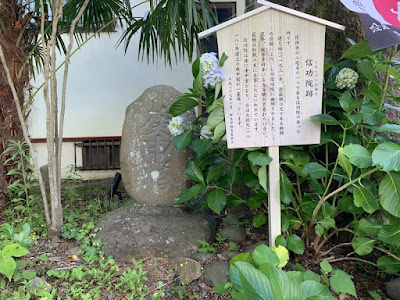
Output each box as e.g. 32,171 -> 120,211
0,0 -> 31,207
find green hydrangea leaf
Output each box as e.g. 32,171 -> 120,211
303,162 -> 328,179
248,152 -> 272,167
330,269 -> 356,298
353,186 -> 379,214
379,172 -> 400,217
372,143 -> 400,172
207,189 -> 226,213
352,237 -> 375,255
192,139 -> 212,157
342,144 -> 372,168
173,131 -> 192,152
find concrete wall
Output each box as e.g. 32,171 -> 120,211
29,1 -> 245,179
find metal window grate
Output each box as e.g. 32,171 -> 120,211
75,139 -> 120,171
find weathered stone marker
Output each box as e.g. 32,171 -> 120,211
199,0 -> 344,246
99,86 -> 216,262
120,85 -> 194,205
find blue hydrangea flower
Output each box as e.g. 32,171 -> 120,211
200,52 -> 225,88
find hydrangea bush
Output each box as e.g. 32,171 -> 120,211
169,42 -> 400,297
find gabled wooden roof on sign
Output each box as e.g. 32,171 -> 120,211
198,0 -> 345,39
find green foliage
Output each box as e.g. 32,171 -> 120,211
1,141 -> 42,228
197,233 -> 235,254
0,223 -> 32,282
170,41 -> 400,297
224,245 -> 356,299
117,258 -> 148,298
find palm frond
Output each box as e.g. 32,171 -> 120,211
61,0 -> 126,33
119,0 -> 217,65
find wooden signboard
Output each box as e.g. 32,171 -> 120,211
199,0 -> 344,246
219,8 -> 324,148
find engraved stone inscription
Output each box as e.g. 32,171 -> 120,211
120,85 -> 193,206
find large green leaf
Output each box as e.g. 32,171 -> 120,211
379,172 -> 400,217
329,270 -> 356,298
378,124 -> 400,134
377,225 -> 400,245
353,186 -> 379,213
192,139 -> 212,157
338,149 -> 353,176
303,270 -> 320,283
293,152 -> 310,166
175,184 -> 206,204
361,105 -> 385,125
339,90 -> 357,113
340,40 -> 375,60
231,253 -> 256,266
258,166 -> 267,193
175,188 -> 195,204
252,245 -> 280,268
233,262 -> 275,300
230,263 -> 243,291
372,143 -> 400,171
206,165 -> 225,183
357,60 -> 378,82
358,218 -> 382,236
0,254 -> 16,281
318,218 -> 336,230
253,213 -> 267,228
206,106 -> 224,132
342,144 -> 372,168
2,244 -> 29,258
259,263 -> 301,300
280,172 -> 293,205
338,196 -> 363,215
286,234 -> 305,255
302,163 -> 328,179
185,161 -> 204,183
190,184 -> 207,197
173,131 -> 192,152
169,98 -> 198,116
377,256 -> 400,274
352,237 -> 375,255
207,189 -> 226,213
247,193 -> 265,209
300,280 -> 333,300
212,121 -> 226,143
248,152 -> 273,167
311,114 -> 341,126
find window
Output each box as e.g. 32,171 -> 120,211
201,2 -> 236,54
75,138 -> 120,171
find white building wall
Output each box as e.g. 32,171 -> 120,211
29,1 -> 245,179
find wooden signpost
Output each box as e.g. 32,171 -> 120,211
199,0 -> 344,247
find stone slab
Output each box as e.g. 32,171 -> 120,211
96,203 -> 219,262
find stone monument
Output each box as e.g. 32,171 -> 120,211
97,85 -> 218,261
120,85 -> 193,205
